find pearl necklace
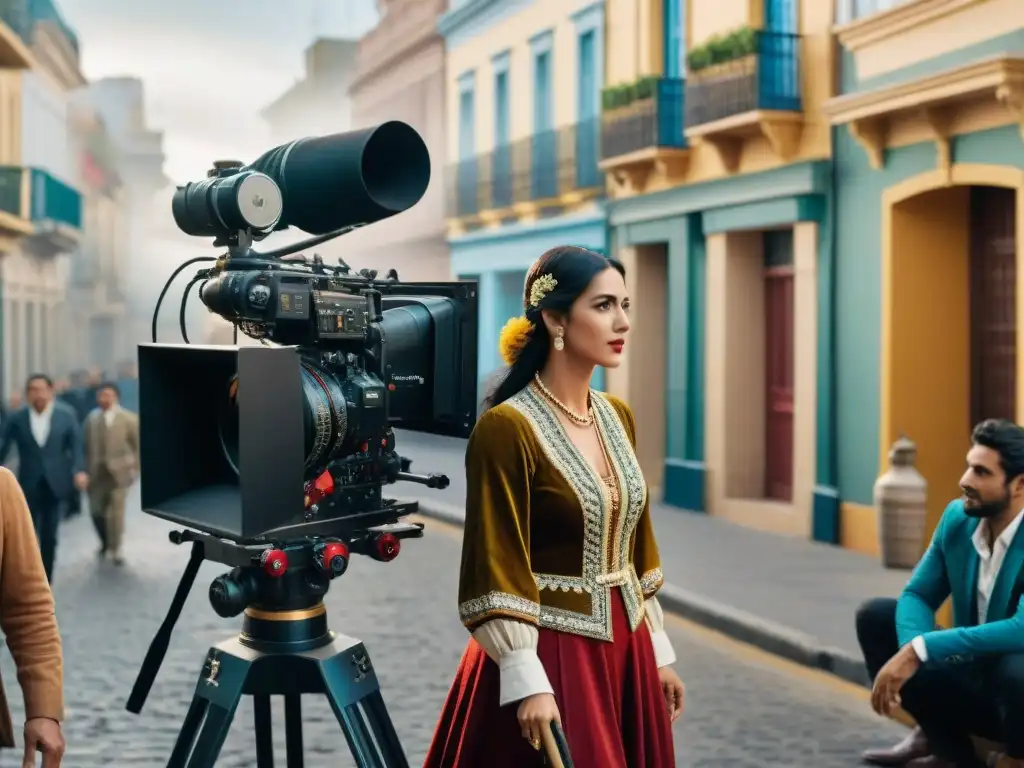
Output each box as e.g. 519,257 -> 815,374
533,373 -> 593,426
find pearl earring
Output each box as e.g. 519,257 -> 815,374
553,326 -> 565,351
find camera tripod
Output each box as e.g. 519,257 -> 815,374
127,519 -> 423,768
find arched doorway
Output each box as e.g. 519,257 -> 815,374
881,166 -> 1024,542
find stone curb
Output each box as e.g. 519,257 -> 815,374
412,498 -> 871,689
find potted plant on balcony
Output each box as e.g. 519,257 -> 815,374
687,26 -> 757,84
601,75 -> 659,121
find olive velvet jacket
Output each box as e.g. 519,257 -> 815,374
457,385 -> 674,704
0,467 -> 64,747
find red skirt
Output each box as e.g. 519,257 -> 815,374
422,589 -> 676,768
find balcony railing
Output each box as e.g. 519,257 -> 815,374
447,118 -> 604,219
30,168 -> 81,228
684,31 -> 801,127
601,77 -> 685,161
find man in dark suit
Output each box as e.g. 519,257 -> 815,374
0,374 -> 88,583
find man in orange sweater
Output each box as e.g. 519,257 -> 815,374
0,467 -> 65,766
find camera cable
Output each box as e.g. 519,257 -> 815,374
152,255 -> 218,343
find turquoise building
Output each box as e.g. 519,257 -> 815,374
824,2 -> 1024,554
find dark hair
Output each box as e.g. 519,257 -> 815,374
971,418 -> 1024,481
25,373 -> 53,390
98,381 -> 120,397
486,245 -> 625,408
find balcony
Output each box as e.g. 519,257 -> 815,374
684,29 -> 804,173
599,76 -> 688,191
22,167 -> 82,256
0,0 -> 79,68
446,119 -> 604,223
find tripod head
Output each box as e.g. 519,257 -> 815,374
125,508 -> 424,716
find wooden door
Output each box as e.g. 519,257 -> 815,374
970,186 -> 1017,426
765,264 -> 795,501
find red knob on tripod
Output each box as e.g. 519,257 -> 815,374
373,533 -> 400,562
316,541 -> 349,577
261,549 -> 289,577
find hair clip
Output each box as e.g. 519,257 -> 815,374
529,274 -> 557,308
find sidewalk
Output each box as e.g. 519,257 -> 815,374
407,498 -> 909,687
393,430 -> 910,687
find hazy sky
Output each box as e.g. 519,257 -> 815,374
58,0 -> 380,184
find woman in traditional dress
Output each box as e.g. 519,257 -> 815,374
423,246 -> 684,768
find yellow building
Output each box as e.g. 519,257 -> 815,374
440,0 -> 609,397
602,0 -> 837,540
0,3 -> 84,401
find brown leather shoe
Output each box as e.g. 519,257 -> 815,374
862,727 -> 930,766
905,757 -> 957,768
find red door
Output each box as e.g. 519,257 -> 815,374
765,265 -> 795,501
970,187 -> 1017,426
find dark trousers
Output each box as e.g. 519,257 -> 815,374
24,479 -> 61,583
856,597 -> 1024,764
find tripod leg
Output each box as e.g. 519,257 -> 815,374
167,698 -> 208,767
284,694 -> 303,768
254,694 -> 274,768
168,648 -> 249,768
183,702 -> 241,768
319,647 -> 409,768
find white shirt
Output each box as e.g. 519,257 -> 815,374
911,509 -> 1024,662
28,402 -> 54,447
102,404 -> 120,427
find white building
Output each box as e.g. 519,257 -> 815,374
73,77 -> 168,370
260,37 -> 359,147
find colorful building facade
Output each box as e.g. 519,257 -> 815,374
824,0 -> 1024,555
0,0 -> 83,402
440,0 -> 609,399
602,0 -> 836,526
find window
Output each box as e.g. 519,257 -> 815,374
835,0 -> 911,25
494,70 -> 509,147
458,87 -> 475,159
533,50 -> 552,132
578,30 -> 596,119
663,0 -> 685,78
765,0 -> 796,33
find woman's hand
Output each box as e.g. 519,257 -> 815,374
659,667 -> 685,722
517,693 -> 561,751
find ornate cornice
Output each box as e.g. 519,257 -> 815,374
834,0 -> 989,52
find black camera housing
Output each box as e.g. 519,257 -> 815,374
139,344 -> 305,541
138,277 -> 478,543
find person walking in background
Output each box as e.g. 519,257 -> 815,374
0,375 -> 87,583
0,466 -> 66,766
84,381 -> 139,565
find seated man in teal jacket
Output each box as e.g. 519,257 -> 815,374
856,418 -> 1024,768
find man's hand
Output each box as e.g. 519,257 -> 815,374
659,666 -> 685,722
23,718 -> 64,768
73,472 -> 88,491
870,643 -> 921,717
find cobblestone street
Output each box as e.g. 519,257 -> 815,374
0,487 -> 904,766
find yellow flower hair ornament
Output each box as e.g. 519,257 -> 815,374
499,315 -> 535,365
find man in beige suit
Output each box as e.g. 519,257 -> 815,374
83,382 -> 139,566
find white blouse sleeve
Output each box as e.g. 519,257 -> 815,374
472,618 -> 554,707
644,596 -> 677,667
